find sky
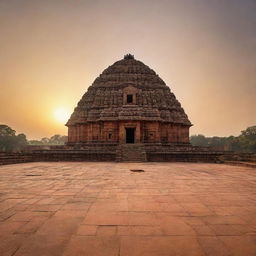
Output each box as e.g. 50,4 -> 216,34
0,0 -> 255,139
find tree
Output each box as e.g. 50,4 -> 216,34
0,125 -> 15,136
190,125 -> 256,153
190,134 -> 208,147
241,126 -> 256,136
49,135 -> 67,145
28,140 -> 43,145
28,135 -> 67,145
41,137 -> 50,144
0,125 -> 28,152
239,126 -> 256,152
16,134 -> 28,151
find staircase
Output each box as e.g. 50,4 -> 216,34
116,144 -> 147,162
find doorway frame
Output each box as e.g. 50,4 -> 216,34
125,127 -> 135,144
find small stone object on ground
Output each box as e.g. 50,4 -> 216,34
130,169 -> 145,172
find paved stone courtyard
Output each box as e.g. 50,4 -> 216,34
0,162 -> 255,256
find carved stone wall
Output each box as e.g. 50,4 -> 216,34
67,121 -> 189,144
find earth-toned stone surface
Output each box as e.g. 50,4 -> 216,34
0,162 -> 255,256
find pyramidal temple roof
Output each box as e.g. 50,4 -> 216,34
66,54 -> 191,126
91,54 -> 166,89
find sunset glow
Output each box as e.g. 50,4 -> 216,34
53,107 -> 71,124
0,0 -> 255,139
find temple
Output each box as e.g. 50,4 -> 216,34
66,54 -> 192,146
19,55 -> 224,162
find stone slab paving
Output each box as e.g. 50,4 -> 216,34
0,162 -> 255,256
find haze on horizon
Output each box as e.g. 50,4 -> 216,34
0,0 -> 255,140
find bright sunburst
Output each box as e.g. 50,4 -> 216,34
53,107 -> 71,124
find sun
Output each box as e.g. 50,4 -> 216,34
53,107 -> 71,124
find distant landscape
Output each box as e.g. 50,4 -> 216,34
0,124 -> 255,153
190,126 -> 256,153
0,124 -> 67,152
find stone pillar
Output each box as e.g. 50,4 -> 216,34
119,122 -> 125,143
155,122 -> 161,143
68,127 -> 71,142
99,122 -> 103,142
78,125 -> 82,142
81,125 -> 88,142
141,122 -> 145,143
135,122 -> 140,143
88,123 -> 93,142
182,126 -> 190,143
174,125 -> 179,143
168,124 -> 177,143
85,124 -> 89,142
75,125 -> 78,143
177,125 -> 181,143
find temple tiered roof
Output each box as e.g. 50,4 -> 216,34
66,55 -> 191,126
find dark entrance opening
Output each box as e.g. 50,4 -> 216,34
126,128 -> 135,143
127,94 -> 133,103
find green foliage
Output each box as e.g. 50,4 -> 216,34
48,135 -> 67,145
0,125 -> 16,136
28,140 -> 43,145
239,126 -> 256,152
190,125 -> 256,153
0,125 -> 28,152
0,124 -> 67,151
28,135 -> 67,145
241,126 -> 256,136
190,134 -> 208,147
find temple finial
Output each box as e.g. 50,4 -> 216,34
124,54 -> 134,60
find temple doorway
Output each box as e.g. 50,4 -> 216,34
126,128 -> 135,143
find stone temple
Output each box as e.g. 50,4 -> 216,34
1,55 -> 226,163
66,54 -> 191,148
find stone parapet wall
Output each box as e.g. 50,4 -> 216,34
147,152 -> 224,162
1,145 -> 255,165
27,144 -> 118,162
0,152 -> 34,165
144,143 -> 225,152
32,150 -> 116,162
144,144 -> 233,163
219,152 -> 256,162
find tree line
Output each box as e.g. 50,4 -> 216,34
190,126 -> 256,152
0,124 -> 67,152
29,135 -> 67,145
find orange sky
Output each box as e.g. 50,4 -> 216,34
0,0 -> 255,139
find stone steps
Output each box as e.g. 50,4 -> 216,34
116,144 -> 147,162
